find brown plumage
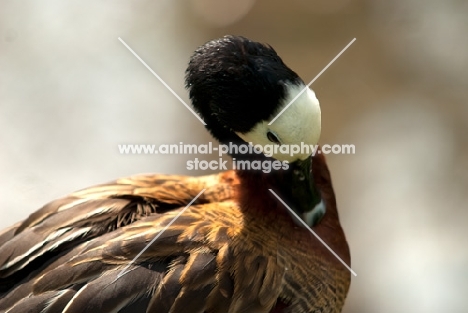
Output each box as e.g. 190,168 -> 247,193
0,153 -> 350,313
0,35 -> 351,312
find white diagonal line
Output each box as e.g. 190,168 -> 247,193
268,189 -> 357,276
118,37 -> 206,125
269,38 -> 356,125
117,188 -> 206,278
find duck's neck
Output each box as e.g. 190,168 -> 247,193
232,153 -> 295,225
211,133 -> 298,224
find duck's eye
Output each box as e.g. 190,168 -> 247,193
267,131 -> 281,145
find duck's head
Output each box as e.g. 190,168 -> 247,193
185,35 -> 325,226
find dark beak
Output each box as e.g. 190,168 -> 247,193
288,157 -> 326,227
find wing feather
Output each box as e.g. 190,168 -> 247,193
62,266 -> 161,313
146,261 -> 185,313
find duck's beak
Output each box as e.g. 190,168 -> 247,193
288,157 -> 326,227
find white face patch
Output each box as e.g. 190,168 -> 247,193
235,84 -> 321,162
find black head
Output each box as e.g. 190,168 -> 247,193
185,35 -> 303,144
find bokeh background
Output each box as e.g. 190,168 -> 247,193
1,1 -> 467,312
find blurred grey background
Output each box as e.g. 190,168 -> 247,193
1,0 -> 467,312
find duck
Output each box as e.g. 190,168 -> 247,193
0,35 -> 350,313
